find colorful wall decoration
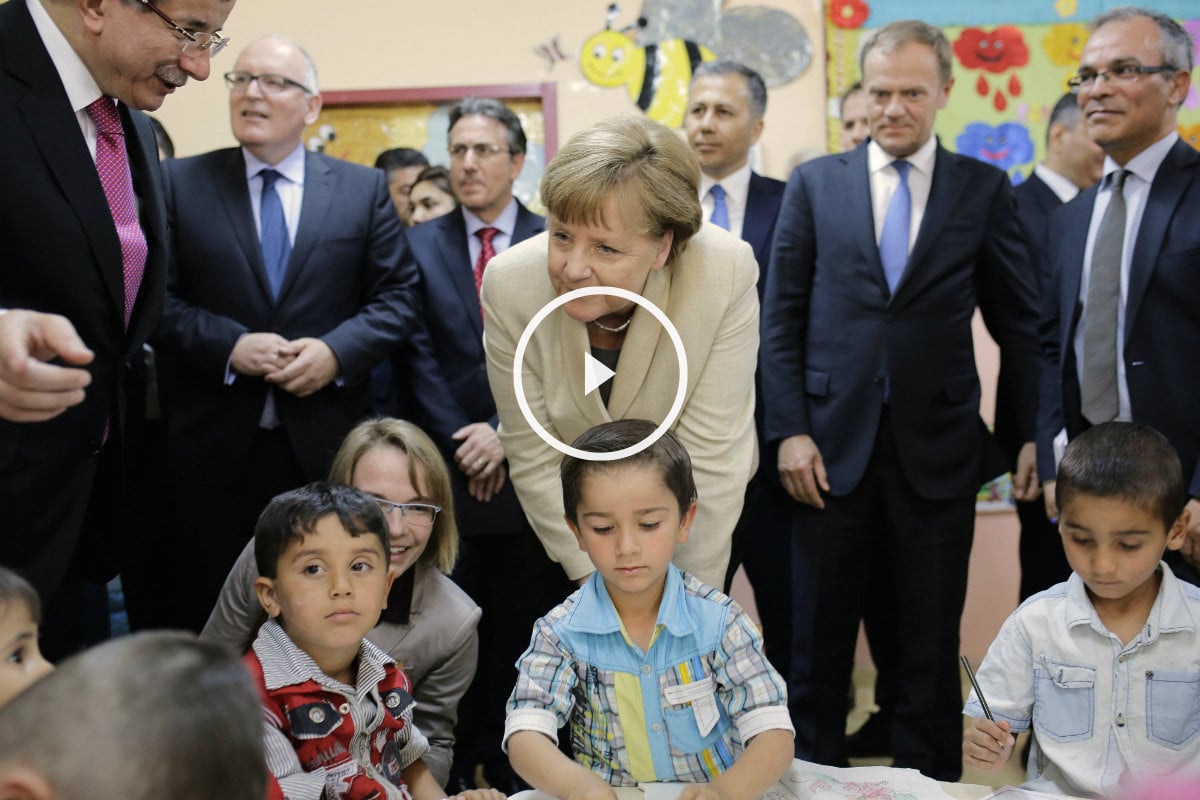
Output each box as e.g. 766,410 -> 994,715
826,0 -> 1200,181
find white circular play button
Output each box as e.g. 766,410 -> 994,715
512,286 -> 688,461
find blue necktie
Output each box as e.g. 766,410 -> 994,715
879,160 -> 911,294
258,168 -> 291,298
709,184 -> 730,231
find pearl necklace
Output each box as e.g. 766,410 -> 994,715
590,314 -> 633,334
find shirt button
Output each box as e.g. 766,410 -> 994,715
1116,713 -> 1125,727
339,703 -> 351,716
652,723 -> 662,733
642,664 -> 651,674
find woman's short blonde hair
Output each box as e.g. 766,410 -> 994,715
540,115 -> 701,267
328,418 -> 459,574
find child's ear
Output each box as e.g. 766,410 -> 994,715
254,577 -> 282,619
565,514 -> 586,551
1165,508 -> 1191,552
381,564 -> 396,610
676,500 -> 698,544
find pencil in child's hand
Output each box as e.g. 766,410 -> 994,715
961,655 -> 1006,749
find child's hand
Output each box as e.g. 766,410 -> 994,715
678,785 -> 728,800
451,790 -> 507,800
962,717 -> 1015,773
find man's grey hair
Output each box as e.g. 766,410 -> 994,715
1091,6 -> 1194,73
860,19 -> 954,85
448,97 -> 527,155
691,60 -> 769,119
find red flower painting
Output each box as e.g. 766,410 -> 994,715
829,0 -> 869,30
953,26 -> 1030,74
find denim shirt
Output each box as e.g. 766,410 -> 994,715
504,565 -> 792,786
964,565 -> 1200,797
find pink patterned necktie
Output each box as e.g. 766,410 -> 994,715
474,226 -> 498,324
86,97 -> 147,329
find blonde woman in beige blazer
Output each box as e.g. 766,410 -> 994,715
482,116 -> 759,590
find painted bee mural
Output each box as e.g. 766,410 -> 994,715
580,0 -> 812,128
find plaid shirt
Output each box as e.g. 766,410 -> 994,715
247,620 -> 430,800
504,565 -> 792,785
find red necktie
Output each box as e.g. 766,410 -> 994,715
86,97 -> 147,329
474,227 -> 498,323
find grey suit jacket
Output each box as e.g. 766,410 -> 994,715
201,543 -> 480,785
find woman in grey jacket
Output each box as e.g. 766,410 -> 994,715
201,418 -> 481,785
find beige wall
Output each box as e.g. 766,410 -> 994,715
155,0 -> 827,180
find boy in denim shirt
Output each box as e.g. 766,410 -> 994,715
963,422 -> 1200,796
504,420 -> 794,800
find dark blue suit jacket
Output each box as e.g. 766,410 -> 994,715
397,203 -> 545,536
0,0 -> 166,594
743,171 -> 787,299
762,142 -> 1039,499
156,149 -> 415,481
1038,138 -> 1200,496
996,171 -> 1065,463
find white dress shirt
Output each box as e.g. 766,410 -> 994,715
699,162 -> 752,239
465,198 -> 519,268
1034,163 -> 1082,204
868,135 -> 937,251
1074,132 -> 1177,423
27,0 -> 105,159
243,144 -> 307,246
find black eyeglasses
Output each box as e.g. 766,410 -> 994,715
139,0 -> 229,57
448,143 -> 513,160
1067,63 -> 1176,92
224,71 -> 313,95
374,500 -> 441,528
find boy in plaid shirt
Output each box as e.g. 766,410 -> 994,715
504,421 -> 794,800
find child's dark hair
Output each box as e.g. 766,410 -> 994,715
253,483 -> 390,579
1056,422 -> 1187,530
561,420 -> 697,523
0,567 -> 40,624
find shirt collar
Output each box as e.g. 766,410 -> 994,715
27,0 -> 103,114
1103,132 -> 1177,188
1063,563 -> 1195,641
1033,163 -> 1082,204
699,162 -> 752,207
867,134 -> 937,177
568,564 -> 697,638
243,143 -> 307,186
463,198 -> 518,238
254,618 -> 394,694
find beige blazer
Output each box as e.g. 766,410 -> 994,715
482,224 -> 759,587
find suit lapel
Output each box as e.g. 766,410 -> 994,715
742,173 -> 771,259
607,268 -> 669,419
512,200 -> 547,245
123,108 -> 166,351
559,302 -> 610,423
900,145 -> 966,298
279,151 -> 333,304
1058,187 -> 1095,342
1125,139 -> 1199,340
6,7 -> 125,322
847,148 -> 889,299
213,150 -> 274,302
439,210 -> 483,340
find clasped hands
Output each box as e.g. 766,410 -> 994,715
453,422 -> 507,502
230,332 -> 338,398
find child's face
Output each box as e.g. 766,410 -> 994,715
352,445 -> 433,576
254,515 -> 394,674
567,464 -> 697,603
0,601 -> 52,707
1059,493 -> 1186,603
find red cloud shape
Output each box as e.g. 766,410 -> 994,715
954,26 -> 1029,73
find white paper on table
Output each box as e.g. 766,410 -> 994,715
777,759 -> 962,800
977,788 -> 1074,800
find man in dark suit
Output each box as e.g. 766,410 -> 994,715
395,97 -> 561,794
1039,7 -> 1200,582
761,20 -> 1040,779
1005,92 -> 1103,602
0,0 -> 235,659
154,35 -> 414,632
683,60 -> 790,674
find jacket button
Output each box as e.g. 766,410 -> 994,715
85,440 -> 102,456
